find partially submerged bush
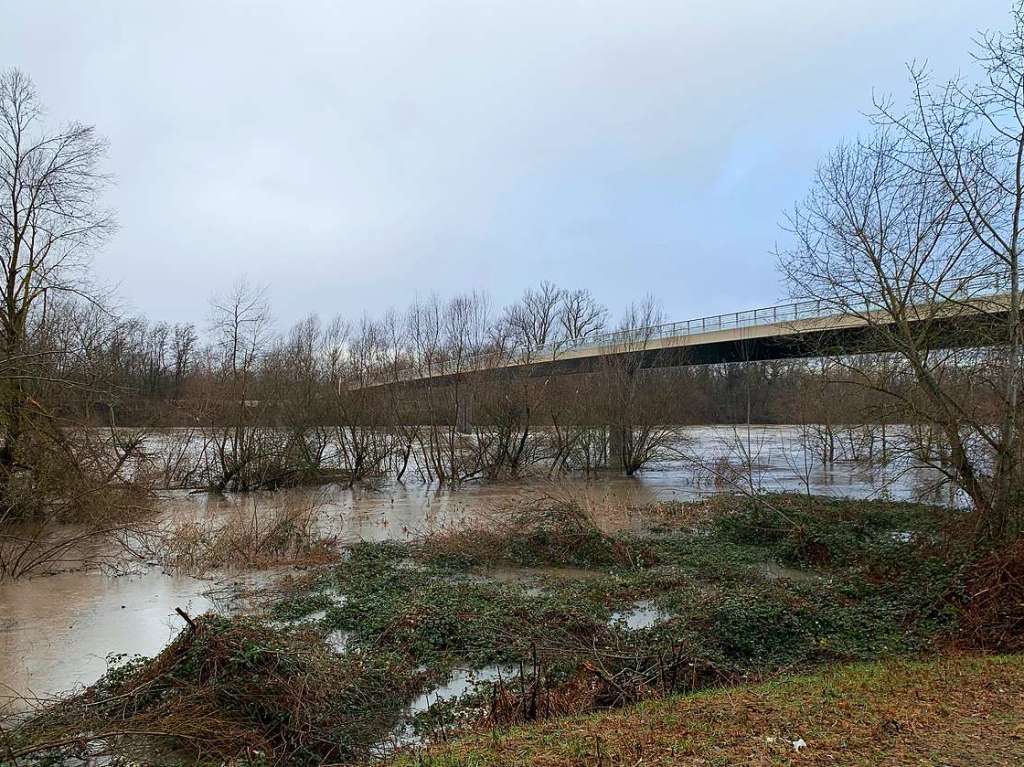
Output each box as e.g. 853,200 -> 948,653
6,615 -> 413,765
155,495 -> 338,572
0,428 -> 156,578
711,493 -> 950,570
415,495 -> 655,571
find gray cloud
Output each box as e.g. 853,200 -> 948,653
2,0 -> 1011,327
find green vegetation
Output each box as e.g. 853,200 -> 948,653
2,493 -> 1013,765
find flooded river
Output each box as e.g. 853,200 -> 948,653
0,425 -> 953,710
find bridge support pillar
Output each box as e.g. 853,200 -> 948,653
456,392 -> 474,434
607,425 -> 625,471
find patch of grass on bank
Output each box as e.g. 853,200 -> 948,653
708,492 -> 958,569
400,654 -> 1024,767
412,495 -> 655,571
321,541 -> 610,670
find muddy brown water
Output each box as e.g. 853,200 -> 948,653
0,568 -> 282,714
0,569 -> 213,711
0,425 -> 953,708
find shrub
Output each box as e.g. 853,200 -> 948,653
7,616 -> 413,765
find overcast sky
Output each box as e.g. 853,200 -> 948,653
2,1 -> 1014,329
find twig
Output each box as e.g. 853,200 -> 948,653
174,607 -> 197,633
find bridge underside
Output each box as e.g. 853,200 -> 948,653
577,312 -> 1008,373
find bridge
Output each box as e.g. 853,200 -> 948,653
359,277 -> 1013,389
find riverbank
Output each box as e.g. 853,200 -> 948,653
401,654 -> 1024,766
2,492 -> 1010,765
1,422 -> 954,708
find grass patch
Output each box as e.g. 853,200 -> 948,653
400,654 -> 1024,766
709,492 -> 956,568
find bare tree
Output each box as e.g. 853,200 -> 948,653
598,297 -> 677,475
0,69 -> 113,502
558,288 -> 608,343
332,315 -> 395,484
504,281 -> 562,358
374,308 -> 419,479
204,279 -> 275,490
0,73 -> 165,573
172,323 -> 197,395
781,5 -> 1024,545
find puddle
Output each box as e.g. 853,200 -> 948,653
610,599 -> 668,630
281,592 -> 348,626
483,565 -> 604,586
376,664 -> 519,754
408,665 -> 517,715
396,560 -> 431,572
762,561 -> 822,583
459,565 -> 608,597
325,629 -> 350,653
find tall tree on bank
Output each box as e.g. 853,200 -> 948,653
0,69 -> 113,510
781,5 -> 1024,546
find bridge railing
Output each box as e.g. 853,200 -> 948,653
512,269 -> 1010,363
370,297 -> 838,384
531,297 -> 829,357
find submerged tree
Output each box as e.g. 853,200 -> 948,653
204,278 -> 275,490
597,296 -> 677,475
